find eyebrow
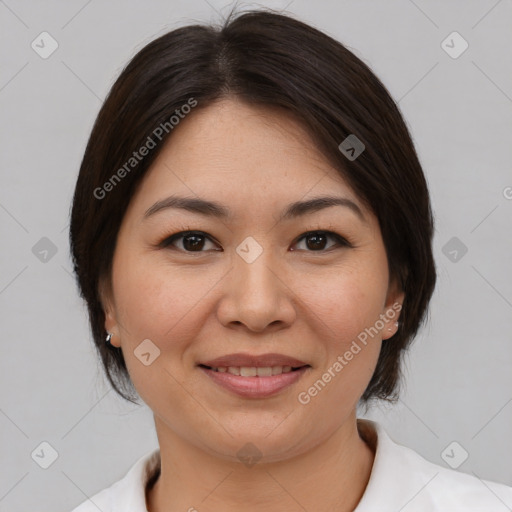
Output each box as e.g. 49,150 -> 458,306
143,195 -> 366,223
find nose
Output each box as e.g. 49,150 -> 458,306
216,245 -> 297,333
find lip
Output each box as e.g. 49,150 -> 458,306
199,365 -> 310,399
199,352 -> 309,368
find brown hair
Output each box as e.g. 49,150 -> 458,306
69,8 -> 436,405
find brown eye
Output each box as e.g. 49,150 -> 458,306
159,230 -> 351,253
293,231 -> 350,252
161,231 -> 219,252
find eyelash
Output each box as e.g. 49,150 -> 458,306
158,228 -> 353,253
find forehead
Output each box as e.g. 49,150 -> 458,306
127,98 -> 367,221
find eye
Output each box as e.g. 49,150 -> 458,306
159,229 -> 352,253
160,231 -> 220,252
292,231 -> 351,252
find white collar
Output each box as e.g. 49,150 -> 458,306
73,419 -> 512,511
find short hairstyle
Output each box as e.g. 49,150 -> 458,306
69,8 -> 436,406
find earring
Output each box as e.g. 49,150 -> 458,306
387,321 -> 399,332
105,331 -> 114,347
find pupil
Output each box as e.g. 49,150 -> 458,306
307,233 -> 326,250
184,235 -> 204,251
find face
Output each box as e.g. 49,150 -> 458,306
102,98 -> 403,462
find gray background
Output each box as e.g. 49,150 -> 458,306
1,0 -> 511,510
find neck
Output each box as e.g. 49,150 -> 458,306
146,414 -> 376,512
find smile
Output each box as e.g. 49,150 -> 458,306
201,365 -> 305,376
198,364 -> 310,398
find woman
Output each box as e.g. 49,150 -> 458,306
69,8 -> 512,511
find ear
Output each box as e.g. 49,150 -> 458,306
99,277 -> 122,348
381,280 -> 405,341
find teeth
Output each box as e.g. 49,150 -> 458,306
211,365 -> 296,376
240,367 -> 257,377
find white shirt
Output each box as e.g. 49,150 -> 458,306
70,419 -> 512,511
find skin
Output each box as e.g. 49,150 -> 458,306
102,98 -> 404,512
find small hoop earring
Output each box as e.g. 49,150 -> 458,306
105,332 -> 113,345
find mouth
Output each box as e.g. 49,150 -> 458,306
197,352 -> 311,398
197,353 -> 311,398
198,364 -> 309,376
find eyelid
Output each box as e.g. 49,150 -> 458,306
157,230 -> 220,251
158,228 -> 353,252
295,224 -> 353,248
294,230 -> 353,250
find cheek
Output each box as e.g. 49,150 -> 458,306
111,254 -> 214,408
111,252 -> 207,347
294,261 -> 387,399
298,275 -> 383,410
298,264 -> 388,345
